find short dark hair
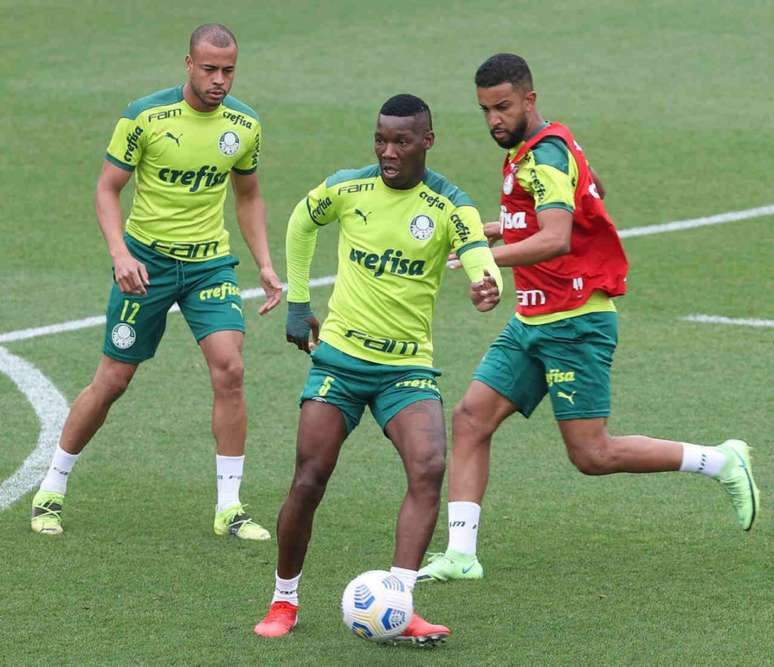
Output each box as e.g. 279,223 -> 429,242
475,53 -> 533,90
379,94 -> 433,130
189,24 -> 238,52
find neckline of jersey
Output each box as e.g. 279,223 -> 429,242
379,170 -> 428,195
507,120 -> 551,160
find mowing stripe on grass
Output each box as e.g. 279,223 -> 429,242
680,314 -> 774,328
0,346 -> 69,511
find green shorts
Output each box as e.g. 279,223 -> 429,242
103,235 -> 245,363
300,341 -> 442,434
473,312 -> 618,420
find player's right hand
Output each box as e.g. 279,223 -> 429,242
286,302 -> 320,353
113,253 -> 150,295
469,270 -> 500,312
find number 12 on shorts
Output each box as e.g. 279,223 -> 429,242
319,376 -> 335,397
120,299 -> 141,324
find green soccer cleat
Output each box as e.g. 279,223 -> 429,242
714,439 -> 760,531
31,490 -> 65,535
416,550 -> 483,583
213,503 -> 271,541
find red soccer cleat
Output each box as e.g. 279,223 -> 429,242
254,601 -> 299,638
395,610 -> 451,646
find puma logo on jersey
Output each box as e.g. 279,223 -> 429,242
556,390 -> 576,405
165,131 -> 182,147
348,247 -> 426,277
354,208 -> 371,224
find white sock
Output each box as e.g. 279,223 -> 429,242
447,501 -> 481,555
390,567 -> 417,592
679,442 -> 727,477
40,446 -> 80,495
272,571 -> 301,606
216,454 -> 244,512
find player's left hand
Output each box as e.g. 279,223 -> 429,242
286,302 -> 320,353
258,267 -> 284,315
446,251 -> 462,270
469,270 -> 500,312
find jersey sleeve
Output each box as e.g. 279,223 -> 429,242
285,180 -> 338,303
446,205 -> 502,293
526,138 -> 579,213
304,180 -> 338,226
105,116 -> 146,172
447,205 -> 489,255
233,121 -> 262,175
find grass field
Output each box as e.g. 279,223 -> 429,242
1,1 -> 773,665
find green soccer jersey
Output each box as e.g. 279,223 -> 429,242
286,165 -> 496,367
105,85 -> 261,261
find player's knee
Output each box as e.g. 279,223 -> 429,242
408,449 -> 446,493
452,399 -> 494,441
212,357 -> 244,393
92,369 -> 134,402
290,476 -> 326,507
565,438 -> 617,475
291,461 -> 334,505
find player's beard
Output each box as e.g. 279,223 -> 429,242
190,79 -> 226,110
490,117 -> 528,149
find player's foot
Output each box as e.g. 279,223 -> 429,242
213,503 -> 271,541
393,611 -> 450,646
416,550 -> 483,582
254,601 -> 298,637
714,439 -> 760,531
31,490 -> 65,535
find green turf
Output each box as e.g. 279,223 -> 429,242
1,1 -> 772,664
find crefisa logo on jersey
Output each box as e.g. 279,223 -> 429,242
218,131 -> 240,156
111,323 -> 136,350
409,215 -> 435,241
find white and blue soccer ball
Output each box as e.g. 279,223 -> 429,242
341,570 -> 413,641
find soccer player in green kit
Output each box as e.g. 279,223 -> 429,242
254,95 -> 502,643
30,24 -> 283,540
418,53 -> 760,583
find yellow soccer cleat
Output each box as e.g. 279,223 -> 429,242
31,490 -> 65,535
715,439 -> 760,531
214,503 -> 271,541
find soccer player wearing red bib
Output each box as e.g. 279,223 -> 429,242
418,53 -> 759,583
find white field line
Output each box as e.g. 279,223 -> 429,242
0,205 -> 772,345
680,314 -> 774,328
0,205 -> 772,512
617,204 -> 774,238
0,347 -> 69,511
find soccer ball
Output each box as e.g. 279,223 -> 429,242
341,570 -> 413,641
